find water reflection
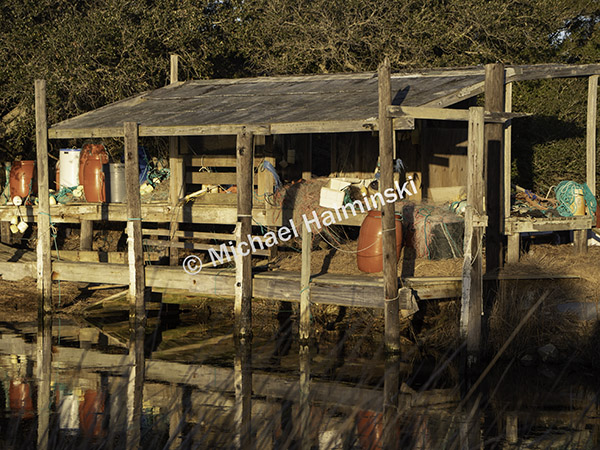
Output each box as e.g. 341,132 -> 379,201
0,309 -> 599,449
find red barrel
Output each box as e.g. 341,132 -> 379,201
80,389 -> 105,438
357,210 -> 402,273
9,380 -> 34,419
356,411 -> 383,450
79,144 -> 108,202
9,160 -> 37,200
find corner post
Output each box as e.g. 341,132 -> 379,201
461,106 -> 485,368
484,62 -> 505,272
378,58 -> 400,354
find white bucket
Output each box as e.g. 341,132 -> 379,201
59,148 -> 81,188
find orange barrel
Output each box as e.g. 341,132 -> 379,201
9,380 -> 34,419
356,411 -> 383,450
357,210 -> 402,273
79,144 -> 108,202
80,389 -> 105,438
9,160 -> 36,200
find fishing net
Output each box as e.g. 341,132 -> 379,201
401,203 -> 464,260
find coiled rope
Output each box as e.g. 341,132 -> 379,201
555,181 -> 597,217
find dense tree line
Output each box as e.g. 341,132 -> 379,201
0,0 -> 598,191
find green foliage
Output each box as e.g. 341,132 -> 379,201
0,0 -> 599,199
0,0 -> 234,157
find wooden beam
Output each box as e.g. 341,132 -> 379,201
35,80 -> 52,309
234,339 -> 252,449
186,172 -> 237,185
235,130 -> 254,340
388,105 -> 526,123
124,121 -> 146,450
51,249 -> 160,263
188,155 -> 263,168
461,106 -> 485,367
506,63 -> 600,83
143,238 -> 270,257
0,203 -> 278,226
388,106 -> 469,121
378,58 -> 400,354
505,215 -> 593,233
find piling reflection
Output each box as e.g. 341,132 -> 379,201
36,314 -> 52,450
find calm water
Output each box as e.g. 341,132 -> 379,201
0,303 -> 599,450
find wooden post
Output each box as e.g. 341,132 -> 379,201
484,63 -> 505,272
235,129 -> 254,340
506,413 -> 518,444
378,58 -> 400,354
35,79 -> 52,306
124,121 -> 146,450
300,224 -> 311,344
169,55 -> 183,264
506,233 -> 520,264
504,82 -> 520,263
461,107 -> 485,367
301,134 -> 312,181
299,224 -> 311,450
170,54 -> 179,84
234,339 -> 253,449
575,74 -> 600,254
80,220 -> 93,251
1,221 -> 12,244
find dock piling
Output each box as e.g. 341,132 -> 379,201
124,121 -> 146,450
378,58 -> 400,354
235,129 -> 254,340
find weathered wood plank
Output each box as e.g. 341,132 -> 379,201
0,203 -> 276,226
186,172 -> 237,185
505,216 -> 593,233
142,238 -> 270,257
